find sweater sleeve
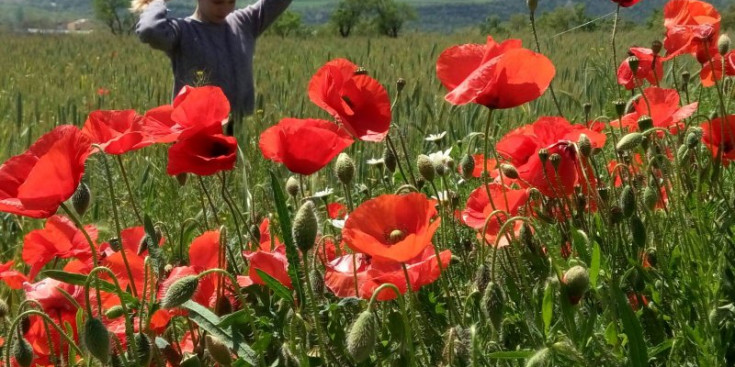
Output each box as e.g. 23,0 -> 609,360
232,0 -> 293,37
136,0 -> 181,52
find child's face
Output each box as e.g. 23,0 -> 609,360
198,0 -> 236,23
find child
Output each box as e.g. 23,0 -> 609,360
133,0 -> 292,135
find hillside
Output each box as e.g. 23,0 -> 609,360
0,0 -> 731,31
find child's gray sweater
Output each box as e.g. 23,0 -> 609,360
136,0 -> 292,116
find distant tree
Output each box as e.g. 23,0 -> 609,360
479,15 -> 505,35
92,0 -> 135,35
371,0 -> 416,38
537,4 -> 597,33
506,13 -> 528,32
646,9 -> 663,30
723,4 -> 735,31
330,0 -> 365,37
268,10 -> 302,38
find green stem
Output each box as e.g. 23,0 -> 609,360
5,310 -> 85,367
530,10 -> 564,117
116,155 -> 144,224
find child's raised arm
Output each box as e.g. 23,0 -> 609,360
232,0 -> 293,37
135,0 -> 181,52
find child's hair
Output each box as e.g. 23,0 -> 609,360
130,0 -> 155,13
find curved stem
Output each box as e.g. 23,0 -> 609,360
115,155 -> 144,224
5,310 -> 84,367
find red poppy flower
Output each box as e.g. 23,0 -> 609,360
702,115 -> 735,163
663,0 -> 721,59
0,125 -> 91,218
316,237 -> 347,265
437,36 -> 555,109
259,118 -> 353,175
243,218 -> 292,289
612,0 -> 642,6
496,117 -> 606,197
82,109 -> 153,155
20,310 -> 80,367
167,131 -> 238,176
308,58 -> 392,142
699,51 -> 735,87
617,47 -> 663,90
24,278 -> 87,315
342,193 -> 440,263
462,183 -> 529,247
0,260 -> 28,289
327,202 -> 347,219
324,246 -> 451,301
143,86 -> 230,143
22,215 -> 98,279
612,87 -> 697,133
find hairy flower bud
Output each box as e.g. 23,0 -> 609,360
562,266 -> 589,305
205,335 -> 233,366
72,182 -> 91,216
13,335 -> 34,367
481,281 -> 504,331
620,185 -> 636,218
162,275 -> 199,309
617,132 -> 644,152
643,186 -> 659,211
500,164 -> 519,179
133,333 -> 152,366
286,176 -> 300,198
417,154 -> 435,182
718,34 -> 731,56
83,317 -> 110,363
577,134 -> 592,157
651,40 -> 662,55
293,201 -> 318,253
459,154 -> 475,180
382,147 -> 397,173
335,153 -> 355,185
104,305 -> 124,319
347,310 -> 377,362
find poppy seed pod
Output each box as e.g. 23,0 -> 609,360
614,99 -> 626,117
417,154 -> 435,181
718,34 -> 731,56
500,164 -> 519,179
83,317 -> 110,363
396,78 -> 407,93
205,335 -> 233,366
637,116 -> 654,131
627,56 -> 640,75
643,186 -> 659,211
651,40 -> 662,55
681,71 -> 691,85
176,173 -> 188,186
583,102 -> 592,115
538,148 -> 549,163
71,182 -> 91,216
616,132 -> 644,152
527,0 -> 538,13
577,134 -> 592,157
162,275 -> 199,308
562,266 -> 589,305
459,154 -> 475,180
293,201 -> 318,253
13,335 -> 34,367
336,153 -> 355,185
549,153 -> 562,171
347,310 -> 377,362
382,147 -> 397,173
285,176 -> 300,198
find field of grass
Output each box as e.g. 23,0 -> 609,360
1,5 -> 735,365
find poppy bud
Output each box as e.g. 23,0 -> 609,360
83,317 -> 111,363
616,132 -> 644,152
500,164 -> 519,179
614,99 -> 626,117
643,186 -> 659,211
417,154 -> 435,182
335,153 -> 355,185
527,0 -> 538,13
13,335 -> 34,367
72,182 -> 91,216
0,299 -> 7,318
481,281 -> 504,331
459,154 -> 475,180
651,40 -> 662,55
577,134 -> 592,157
104,305 -> 124,319
627,56 -> 640,75
538,148 -> 549,163
520,223 -> 534,250
434,159 -> 447,177
110,351 -> 124,367
620,185 -> 636,218
250,223 -> 261,243
162,275 -> 199,309
718,34 -> 731,56
681,71 -> 691,85
442,326 -> 470,366
310,268 -> 325,296
609,205 -> 624,225
176,173 -> 188,186
286,176 -> 300,198
562,266 -> 589,305
549,153 -> 562,171
293,201 -> 318,253
396,78 -> 407,93
133,333 -> 152,366
205,335 -> 233,366
630,215 -> 646,248
473,264 -> 490,293
180,354 -> 202,367
637,116 -> 653,131
347,310 -> 377,362
583,102 -> 592,115
686,132 -> 700,148
382,147 -> 397,173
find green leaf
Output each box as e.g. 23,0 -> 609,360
590,241 -> 601,288
612,285 -> 648,367
487,350 -> 535,359
218,309 -> 251,328
42,270 -> 139,306
255,269 -> 294,304
542,281 -> 554,337
571,229 -> 590,262
269,170 -> 305,305
182,300 -> 257,365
